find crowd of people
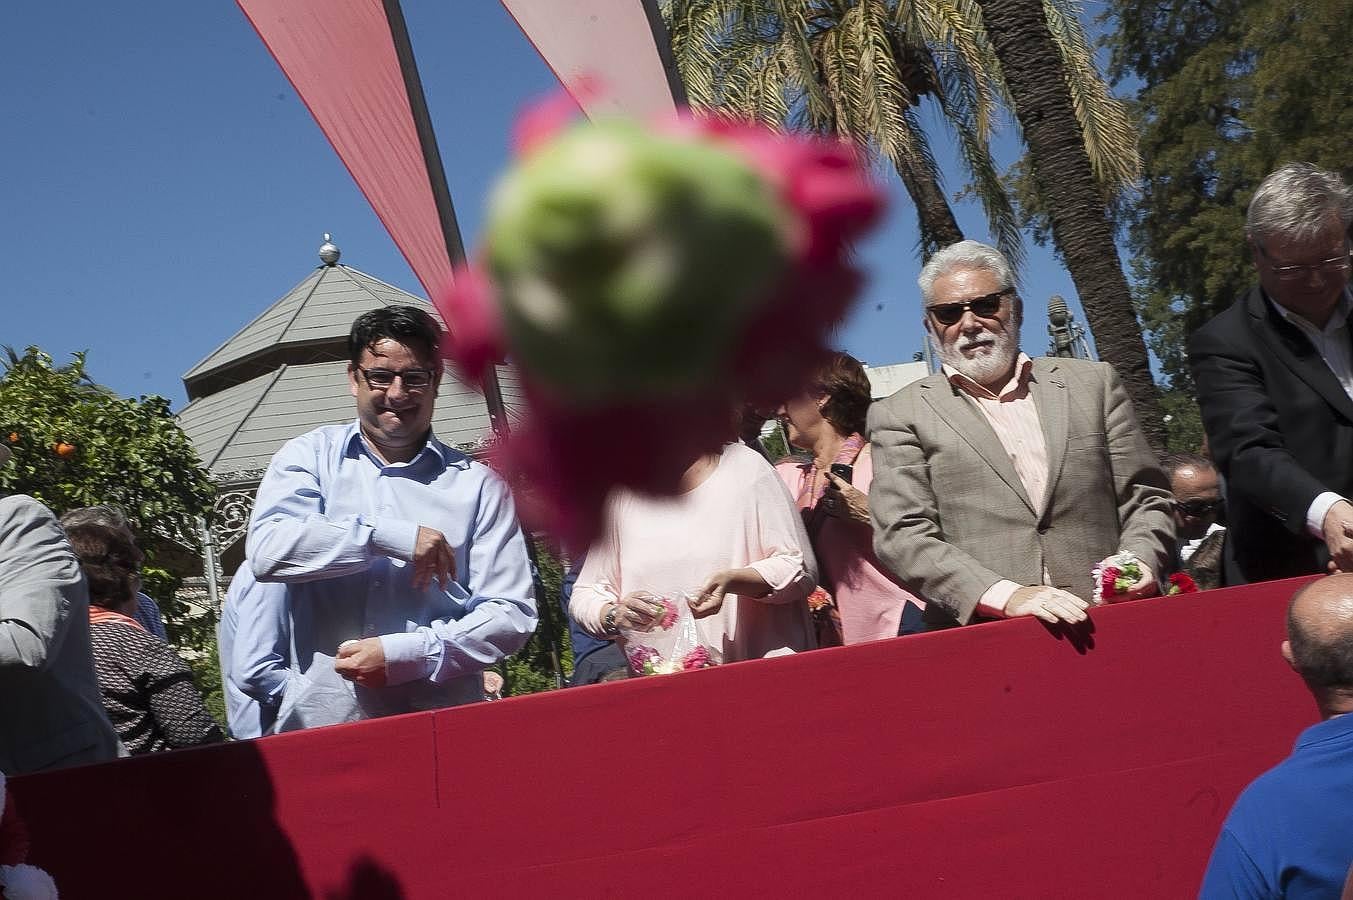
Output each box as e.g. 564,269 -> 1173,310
2,159 -> 1352,894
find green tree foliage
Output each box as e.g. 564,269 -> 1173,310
501,539 -> 571,696
0,347 -> 217,653
664,0 -> 1141,272
1106,0 -> 1353,387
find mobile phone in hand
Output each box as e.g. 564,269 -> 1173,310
829,463 -> 854,485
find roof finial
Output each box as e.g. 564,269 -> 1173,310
318,233 -> 341,266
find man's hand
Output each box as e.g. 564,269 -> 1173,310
822,472 -> 871,525
1006,586 -> 1090,624
1323,500 -> 1353,574
689,567 -> 771,619
334,638 -> 387,688
412,526 -> 456,590
1099,559 -> 1159,603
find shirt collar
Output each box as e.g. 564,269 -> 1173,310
1296,711 -> 1353,750
1266,287 -> 1353,336
943,352 -> 1034,401
343,420 -> 450,472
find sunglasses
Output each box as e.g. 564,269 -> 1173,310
926,290 -> 1012,326
356,366 -> 436,391
1174,498 -> 1223,517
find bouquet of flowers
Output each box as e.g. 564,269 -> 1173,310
622,592 -> 721,676
437,96 -> 884,548
1092,552 -> 1143,605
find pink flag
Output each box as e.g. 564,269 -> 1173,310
237,0 -> 458,308
502,0 -> 684,119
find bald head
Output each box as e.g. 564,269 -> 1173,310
1285,575 -> 1353,701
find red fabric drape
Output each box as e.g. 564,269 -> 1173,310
502,0 -> 683,118
9,578 -> 1315,898
237,0 -> 456,303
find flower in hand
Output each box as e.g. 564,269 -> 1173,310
1091,553 -> 1157,604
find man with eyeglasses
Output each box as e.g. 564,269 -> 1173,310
869,240 -> 1174,630
1190,163 -> 1353,585
243,306 -> 536,729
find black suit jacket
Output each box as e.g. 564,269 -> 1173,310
1188,286 -> 1353,584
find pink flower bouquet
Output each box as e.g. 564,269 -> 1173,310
622,591 -> 721,676
436,97 -> 884,548
1092,552 -> 1143,605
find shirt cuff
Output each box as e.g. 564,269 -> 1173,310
978,580 -> 1020,618
380,631 -> 438,686
1307,492 -> 1347,539
369,517 -> 419,561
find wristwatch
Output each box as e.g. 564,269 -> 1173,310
601,604 -> 621,637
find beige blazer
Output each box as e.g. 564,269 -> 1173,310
868,357 -> 1174,626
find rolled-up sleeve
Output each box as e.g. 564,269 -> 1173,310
744,471 -> 814,605
380,472 -> 536,685
247,435 -> 418,583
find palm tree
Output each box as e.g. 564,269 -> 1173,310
663,0 -> 1137,274
970,0 -> 1162,444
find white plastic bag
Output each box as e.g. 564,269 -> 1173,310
621,591 -> 722,675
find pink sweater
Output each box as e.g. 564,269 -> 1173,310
776,446 -> 924,643
571,443 -> 817,662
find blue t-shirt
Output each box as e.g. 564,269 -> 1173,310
1200,714 -> 1353,899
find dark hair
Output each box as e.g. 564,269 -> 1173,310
1288,591 -> 1353,692
814,352 -> 872,437
64,521 -> 142,610
348,305 -> 444,366
1161,451 -> 1215,480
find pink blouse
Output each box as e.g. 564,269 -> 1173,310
571,443 -> 817,662
776,445 -> 924,643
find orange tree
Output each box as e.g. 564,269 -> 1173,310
0,347 -> 216,651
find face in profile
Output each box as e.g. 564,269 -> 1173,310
348,338 -> 441,459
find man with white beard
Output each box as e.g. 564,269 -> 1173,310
867,241 -> 1175,630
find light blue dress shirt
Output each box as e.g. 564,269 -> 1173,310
245,422 -> 536,719
218,564 -> 289,738
133,592 -> 168,641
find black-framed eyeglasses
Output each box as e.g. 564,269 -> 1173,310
356,366 -> 436,391
926,290 -> 1013,327
1174,497 -> 1223,518
1255,242 -> 1351,282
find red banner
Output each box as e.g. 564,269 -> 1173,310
9,578 -> 1315,898
237,0 -> 457,303
502,0 -> 684,118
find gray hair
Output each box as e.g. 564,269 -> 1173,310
917,240 -> 1015,305
1246,162 -> 1353,246
61,504 -> 135,535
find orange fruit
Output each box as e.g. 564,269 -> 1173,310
53,442 -> 76,458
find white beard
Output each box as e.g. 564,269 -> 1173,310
935,317 -> 1021,388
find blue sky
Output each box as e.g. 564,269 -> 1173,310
3,1 -> 1095,409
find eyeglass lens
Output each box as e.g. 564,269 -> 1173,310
929,292 -> 1005,326
363,368 -> 433,389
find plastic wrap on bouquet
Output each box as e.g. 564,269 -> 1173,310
621,592 -> 721,676
437,99 -> 885,547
